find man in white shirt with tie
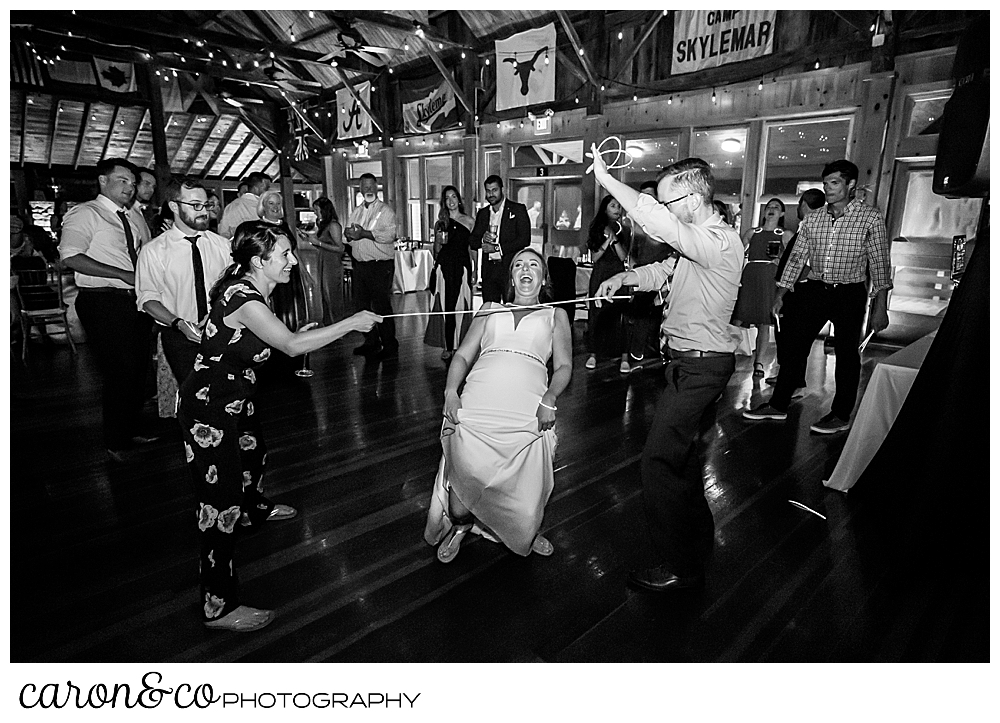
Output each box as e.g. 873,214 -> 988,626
344,172 -> 398,358
136,178 -> 233,386
59,157 -> 155,463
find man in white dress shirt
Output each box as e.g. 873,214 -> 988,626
59,157 -> 155,463
218,172 -> 271,239
136,178 -> 233,385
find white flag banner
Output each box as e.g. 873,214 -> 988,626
93,57 -> 136,93
672,10 -> 776,75
336,81 -> 372,140
495,22 -> 556,112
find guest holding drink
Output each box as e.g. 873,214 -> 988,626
468,175 -> 531,303
425,186 -> 475,361
731,198 -> 793,376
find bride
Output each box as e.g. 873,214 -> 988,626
424,248 -> 573,562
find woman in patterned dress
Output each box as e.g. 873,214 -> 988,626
178,221 -> 379,632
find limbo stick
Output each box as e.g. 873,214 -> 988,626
380,295 -> 633,319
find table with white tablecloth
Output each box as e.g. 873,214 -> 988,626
823,332 -> 936,492
392,248 -> 434,293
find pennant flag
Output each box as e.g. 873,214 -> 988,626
336,81 -> 372,140
93,57 -> 136,93
495,22 -> 556,112
401,76 -> 460,134
160,72 -> 199,113
46,59 -> 96,86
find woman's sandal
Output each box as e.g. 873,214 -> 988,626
267,504 -> 298,521
752,362 -> 765,378
436,523 -> 473,563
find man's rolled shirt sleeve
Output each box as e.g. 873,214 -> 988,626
627,194 -> 729,268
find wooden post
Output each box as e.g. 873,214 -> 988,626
145,65 -> 172,195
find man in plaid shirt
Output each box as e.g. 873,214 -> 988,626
744,160 -> 891,434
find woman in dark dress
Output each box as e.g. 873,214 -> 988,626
306,197 -> 346,325
178,221 -> 379,632
424,185 -> 476,361
585,195 -> 631,372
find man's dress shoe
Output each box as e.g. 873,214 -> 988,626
627,565 -> 704,593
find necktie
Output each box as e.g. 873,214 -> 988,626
116,210 -> 138,267
186,235 -> 208,321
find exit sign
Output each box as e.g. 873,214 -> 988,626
534,116 -> 552,135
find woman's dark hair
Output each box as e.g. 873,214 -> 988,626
438,185 -> 465,226
502,247 -> 553,304
587,195 -> 625,252
314,196 -> 339,235
209,221 -> 284,304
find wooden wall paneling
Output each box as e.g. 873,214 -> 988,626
169,113 -> 199,169
23,94 -> 54,164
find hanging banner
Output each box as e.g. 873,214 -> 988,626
93,57 -> 137,92
672,10 -> 776,75
401,77 -> 460,134
336,81 -> 372,140
495,22 -> 556,112
46,60 -> 97,86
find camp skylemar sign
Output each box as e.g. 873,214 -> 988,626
401,78 -> 460,134
672,10 -> 776,75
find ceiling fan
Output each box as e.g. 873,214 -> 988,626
316,29 -> 398,67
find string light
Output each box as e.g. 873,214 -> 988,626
814,58 -> 821,69
308,10 -> 315,18
388,67 -> 393,73
574,96 -> 579,104
461,51 -> 466,59
289,25 -> 296,43
269,51 -> 275,59
235,62 -> 241,70
758,78 -> 764,91
180,56 -> 186,63
208,51 -> 213,58
438,43 -> 443,50
618,31 -> 623,41
404,43 -> 409,51
712,88 -> 717,103
496,121 -> 501,129
253,60 -> 259,67
485,57 -> 490,66
600,84 -> 605,91
544,53 -> 549,65
633,94 -> 638,101
668,95 -> 672,104
578,48 -> 584,56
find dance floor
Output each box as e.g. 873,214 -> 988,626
9,292 -> 986,663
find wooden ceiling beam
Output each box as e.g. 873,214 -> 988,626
73,102 -> 90,169
47,98 -> 61,167
199,119 -> 242,179
235,143 -> 267,181
237,109 -> 280,154
291,20 -> 343,47
184,115 -> 220,176
215,130 -> 255,180
338,10 -> 460,49
20,92 -> 29,166
556,11 -> 601,91
418,36 -> 474,117
100,106 -> 120,162
170,113 -> 200,167
556,49 -> 591,87
126,108 -> 149,163
260,152 -> 278,177
241,9 -> 327,86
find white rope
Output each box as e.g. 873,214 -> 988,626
380,295 -> 633,319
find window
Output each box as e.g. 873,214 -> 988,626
906,91 -> 950,137
757,116 -> 852,228
483,146 -> 502,183
620,133 -> 682,188
691,125 -> 747,211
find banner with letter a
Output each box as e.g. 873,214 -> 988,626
336,81 -> 372,140
495,22 -> 556,112
672,10 -> 776,75
401,76 -> 460,134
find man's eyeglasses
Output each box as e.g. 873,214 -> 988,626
660,192 -> 693,207
176,200 -> 209,211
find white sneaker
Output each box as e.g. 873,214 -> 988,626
585,355 -> 597,370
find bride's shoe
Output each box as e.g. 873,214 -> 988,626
437,523 -> 473,563
531,534 -> 554,556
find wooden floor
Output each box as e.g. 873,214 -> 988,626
9,292 -> 986,663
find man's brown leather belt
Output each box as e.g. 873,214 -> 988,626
668,349 -> 732,358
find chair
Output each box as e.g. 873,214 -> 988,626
12,259 -> 77,362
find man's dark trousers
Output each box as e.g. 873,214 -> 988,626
479,257 -> 509,303
770,280 -> 866,419
352,259 -> 397,351
641,353 -> 735,577
75,288 -> 153,451
160,325 -> 200,388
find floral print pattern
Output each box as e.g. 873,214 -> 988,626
178,279 -> 275,622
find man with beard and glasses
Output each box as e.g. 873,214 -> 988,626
136,178 -> 233,386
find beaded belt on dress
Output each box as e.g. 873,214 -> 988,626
480,348 -> 545,365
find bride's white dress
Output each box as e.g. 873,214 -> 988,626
424,304 -> 557,556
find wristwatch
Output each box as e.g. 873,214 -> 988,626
170,317 -> 183,330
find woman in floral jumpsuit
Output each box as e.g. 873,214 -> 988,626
179,221 -> 380,632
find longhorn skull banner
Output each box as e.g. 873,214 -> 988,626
495,22 -> 556,112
